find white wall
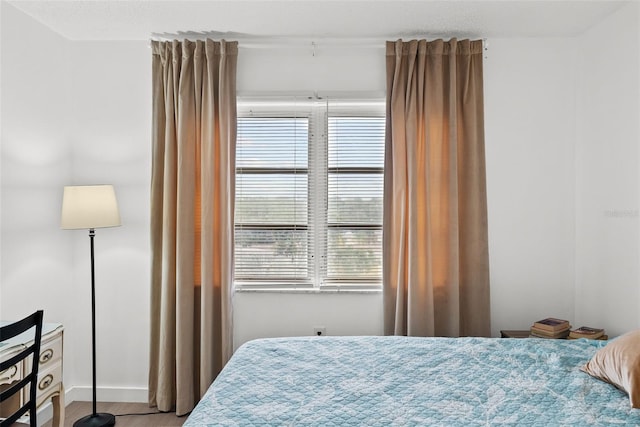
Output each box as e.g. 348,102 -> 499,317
237,44 -> 385,94
1,2 -> 152,403
484,38 -> 578,334
0,0 -> 77,392
234,291 -> 383,346
2,0 -> 640,408
65,39 -> 152,396
574,2 -> 640,336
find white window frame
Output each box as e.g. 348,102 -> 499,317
235,96 -> 385,291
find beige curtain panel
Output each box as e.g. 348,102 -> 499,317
149,39 -> 237,415
383,39 -> 490,338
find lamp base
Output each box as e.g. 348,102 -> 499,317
73,413 -> 116,427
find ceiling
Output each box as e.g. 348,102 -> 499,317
6,0 -> 629,42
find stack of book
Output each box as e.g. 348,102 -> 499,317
568,326 -> 607,340
530,317 -> 571,339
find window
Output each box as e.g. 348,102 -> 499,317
326,116 -> 384,283
235,97 -> 385,289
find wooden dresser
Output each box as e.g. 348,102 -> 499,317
0,322 -> 64,427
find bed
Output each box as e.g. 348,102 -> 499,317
184,335 -> 640,426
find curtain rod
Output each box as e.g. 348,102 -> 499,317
149,33 -> 488,51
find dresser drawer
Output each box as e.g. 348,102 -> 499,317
39,334 -> 63,367
23,330 -> 64,406
0,362 -> 21,385
27,360 -> 63,407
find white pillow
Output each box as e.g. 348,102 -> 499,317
582,329 -> 640,408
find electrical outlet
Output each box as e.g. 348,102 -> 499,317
313,327 -> 326,336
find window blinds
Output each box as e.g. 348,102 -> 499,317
236,114 -> 312,283
325,116 -> 385,284
235,97 -> 384,288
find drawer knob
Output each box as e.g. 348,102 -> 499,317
40,349 -> 54,363
39,374 -> 53,390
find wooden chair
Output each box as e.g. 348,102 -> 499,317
0,311 -> 44,427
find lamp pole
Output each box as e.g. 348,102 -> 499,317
90,228 -> 97,417
73,228 -> 115,427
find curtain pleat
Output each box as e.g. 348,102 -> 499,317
149,39 -> 237,415
383,39 -> 490,338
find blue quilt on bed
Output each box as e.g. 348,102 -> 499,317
184,336 -> 640,426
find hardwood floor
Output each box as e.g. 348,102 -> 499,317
42,402 -> 187,427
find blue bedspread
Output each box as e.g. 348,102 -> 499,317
184,336 -> 640,426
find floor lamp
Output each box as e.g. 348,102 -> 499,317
61,185 -> 121,427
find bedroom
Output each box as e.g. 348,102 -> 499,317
1,0 -> 639,425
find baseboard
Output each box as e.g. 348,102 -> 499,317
66,385 -> 149,403
36,386 -> 149,426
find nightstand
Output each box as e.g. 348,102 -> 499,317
500,330 -> 530,338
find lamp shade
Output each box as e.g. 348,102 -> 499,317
61,185 -> 121,230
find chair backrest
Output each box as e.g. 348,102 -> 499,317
0,311 -> 44,427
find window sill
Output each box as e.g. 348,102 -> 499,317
234,286 -> 382,295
